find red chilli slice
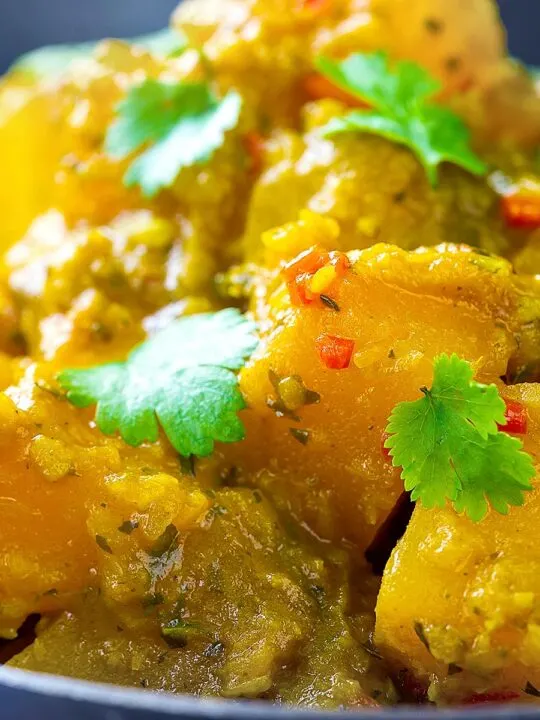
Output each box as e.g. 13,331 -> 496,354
282,246 -> 329,282
501,179 -> 540,229
316,334 -> 355,370
287,274 -> 315,307
497,398 -> 528,435
298,0 -> 331,14
464,691 -> 521,705
328,249 -> 351,275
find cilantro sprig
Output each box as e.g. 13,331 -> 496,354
106,80 -> 242,197
385,354 -> 535,522
315,52 -> 487,185
57,309 -> 257,458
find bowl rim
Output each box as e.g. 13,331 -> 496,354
2,666 -> 540,719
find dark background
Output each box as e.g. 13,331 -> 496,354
0,0 -> 538,72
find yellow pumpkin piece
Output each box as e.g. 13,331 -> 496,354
0,361 -> 185,638
0,38 -> 254,277
0,40 -> 164,238
244,128 -> 510,264
0,79 -> 63,247
227,238 -> 538,551
261,210 -> 340,262
375,383 -> 540,703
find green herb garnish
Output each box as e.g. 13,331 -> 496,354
161,619 -> 200,648
203,641 -> 225,658
316,52 -> 487,185
525,681 -> 540,697
95,535 -> 113,554
289,428 -> 310,445
413,621 -> 431,652
180,454 -> 197,477
105,80 -> 242,196
118,519 -> 139,535
385,354 -> 534,521
319,294 -> 340,312
149,524 -> 179,558
58,309 -> 257,458
142,592 -> 165,614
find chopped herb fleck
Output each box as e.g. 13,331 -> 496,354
43,588 -> 58,597
149,524 -> 179,557
268,369 -> 280,390
161,619 -> 200,648
220,466 -> 239,487
35,380 -> 66,400
360,640 -> 383,661
142,592 -> 165,614
140,466 -> 159,476
91,322 -> 113,342
118,519 -> 139,535
289,428 -> 310,445
266,396 -> 300,422
388,348 -> 396,359
525,681 -> 540,697
425,17 -> 443,33
268,370 -> 320,417
304,389 -> 321,405
413,621 -> 431,652
445,56 -> 461,72
95,535 -> 113,554
204,641 -> 225,658
180,454 -> 196,477
310,585 -> 326,608
252,490 -> 263,504
9,329 -> 27,351
319,294 -> 340,312
447,663 -> 463,676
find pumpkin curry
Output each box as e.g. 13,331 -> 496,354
0,0 -> 540,709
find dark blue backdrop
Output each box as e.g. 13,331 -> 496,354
0,0 -> 538,72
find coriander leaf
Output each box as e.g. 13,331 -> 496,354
419,105 -> 488,183
316,52 -> 439,114
106,80 -> 242,197
385,354 -> 535,522
57,309 -> 258,458
315,52 -> 487,184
